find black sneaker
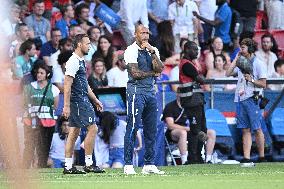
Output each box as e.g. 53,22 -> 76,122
258,157 -> 267,163
240,158 -> 255,167
63,166 -> 86,174
83,165 -> 105,173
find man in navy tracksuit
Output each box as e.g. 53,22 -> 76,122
123,24 -> 165,175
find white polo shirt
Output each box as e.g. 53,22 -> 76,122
65,53 -> 85,78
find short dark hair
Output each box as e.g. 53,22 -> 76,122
60,3 -> 73,15
58,50 -> 73,66
73,34 -> 89,49
35,61 -> 52,79
34,0 -> 44,5
87,26 -> 101,37
51,28 -> 61,37
15,23 -> 27,33
59,38 -> 72,48
75,3 -> 89,18
183,41 -> 199,60
19,39 -> 34,54
274,59 -> 284,72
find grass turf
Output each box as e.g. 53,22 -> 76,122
1,163 -> 284,189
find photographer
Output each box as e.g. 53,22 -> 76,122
226,38 -> 267,165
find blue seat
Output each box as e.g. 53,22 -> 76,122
205,109 -> 235,159
205,109 -> 232,137
268,108 -> 284,161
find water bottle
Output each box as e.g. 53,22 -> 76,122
166,154 -> 172,166
234,23 -> 240,34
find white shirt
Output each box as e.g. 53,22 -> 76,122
49,50 -> 60,68
118,0 -> 149,36
255,49 -> 278,78
49,133 -> 81,161
168,0 -> 199,35
124,42 -> 160,65
0,18 -> 16,37
106,66 -> 128,87
51,67 -> 64,85
234,57 -> 267,102
65,53 -> 85,78
198,0 -> 217,20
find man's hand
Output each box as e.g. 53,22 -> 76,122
141,41 -> 154,52
63,106 -> 70,119
192,11 -> 199,18
94,99 -> 103,112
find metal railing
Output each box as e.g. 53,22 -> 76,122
156,78 -> 284,109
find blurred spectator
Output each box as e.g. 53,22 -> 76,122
106,50 -> 128,87
154,20 -> 175,62
19,4 -> 30,23
75,0 -> 98,25
230,0 -> 258,33
69,24 -> 84,40
22,62 -> 59,168
28,0 -> 53,20
9,23 -> 30,59
88,58 -> 108,90
147,0 -> 170,41
92,35 -> 115,71
52,50 -> 73,116
12,39 -> 37,80
0,3 -> 21,40
255,33 -> 278,78
155,73 -> 172,92
270,59 -> 284,90
49,116 -> 81,168
24,0 -> 51,44
52,50 -> 73,93
205,37 -> 231,71
93,16 -> 113,38
99,111 -> 126,169
118,0 -> 149,45
75,3 -> 94,33
85,26 -> 101,63
265,0 -> 284,29
55,4 -> 78,38
193,0 -> 232,50
39,28 -> 62,65
204,54 -> 231,91
49,38 -> 73,69
168,0 -> 200,53
195,0 -> 217,46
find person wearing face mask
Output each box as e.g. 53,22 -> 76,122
178,40 -> 207,164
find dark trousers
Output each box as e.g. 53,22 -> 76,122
183,105 -> 207,163
23,125 -> 54,168
124,93 -> 157,165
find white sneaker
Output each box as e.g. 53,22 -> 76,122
141,165 -> 165,175
124,165 -> 137,175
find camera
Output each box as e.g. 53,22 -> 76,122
252,91 -> 269,109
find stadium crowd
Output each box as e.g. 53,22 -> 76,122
0,0 -> 284,169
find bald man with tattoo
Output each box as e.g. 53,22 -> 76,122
123,24 -> 165,175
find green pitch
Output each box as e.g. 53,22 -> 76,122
1,163 -> 284,189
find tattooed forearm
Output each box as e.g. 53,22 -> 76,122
151,53 -> 164,73
127,63 -> 155,80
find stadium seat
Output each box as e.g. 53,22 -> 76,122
51,11 -> 62,28
205,109 -> 235,159
270,30 -> 284,49
255,11 -> 268,30
112,30 -> 126,50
